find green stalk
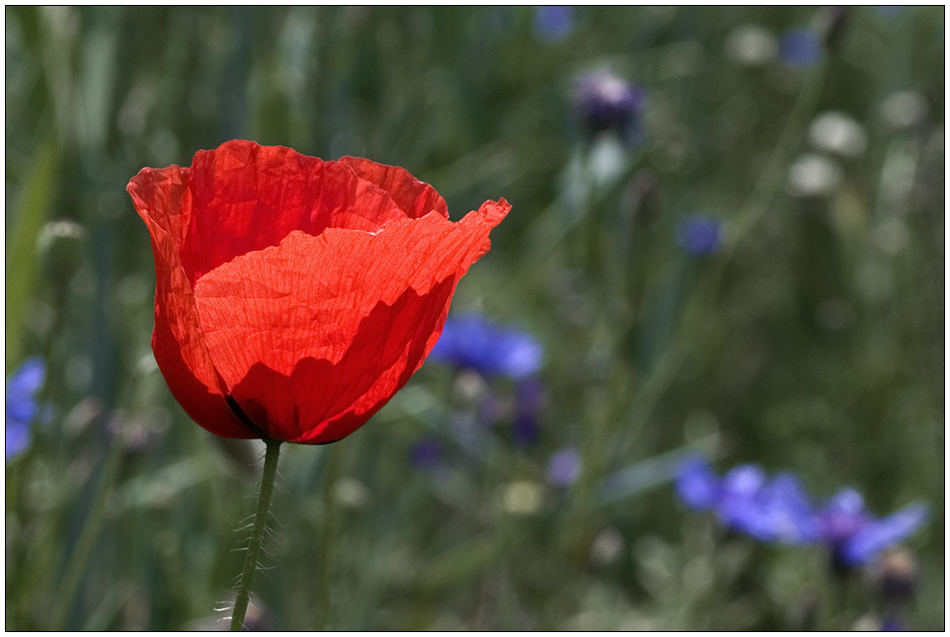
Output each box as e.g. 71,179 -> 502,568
728,60 -> 827,251
230,438 -> 282,631
50,437 -> 124,630
314,445 -> 339,630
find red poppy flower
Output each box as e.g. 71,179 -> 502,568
128,140 -> 509,444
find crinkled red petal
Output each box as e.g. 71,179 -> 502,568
230,277 -> 456,443
338,156 -> 449,220
181,140 -> 414,282
128,137 -> 509,444
127,169 -> 253,439
192,199 -> 509,442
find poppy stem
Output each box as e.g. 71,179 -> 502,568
230,438 -> 281,631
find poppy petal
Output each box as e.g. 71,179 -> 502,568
338,156 -> 450,220
130,140 -> 411,284
230,277 -> 456,443
138,207 -> 255,439
192,199 -> 510,440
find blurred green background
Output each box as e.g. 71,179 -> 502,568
5,6 -> 944,630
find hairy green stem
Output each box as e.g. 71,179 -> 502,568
230,438 -> 281,631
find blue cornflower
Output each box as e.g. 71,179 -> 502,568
880,617 -> 905,631
815,488 -> 930,568
573,71 -> 646,143
675,455 -> 930,566
428,314 -> 543,380
675,215 -> 723,257
547,447 -> 581,488
6,356 -> 46,461
409,437 -> 444,470
512,378 -> 544,447
675,455 -> 815,544
675,453 -> 721,508
534,6 -> 574,43
779,28 -> 824,67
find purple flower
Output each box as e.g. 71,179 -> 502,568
675,215 -> 723,257
547,447 -> 581,488
816,489 -> 930,568
573,71 -> 646,143
675,455 -> 815,543
880,616 -> 906,631
428,314 -> 543,380
675,455 -> 930,566
409,438 -> 444,470
6,356 -> 46,462
675,453 -> 719,509
534,6 -> 574,43
512,378 -> 544,447
779,28 -> 823,67
512,415 -> 539,448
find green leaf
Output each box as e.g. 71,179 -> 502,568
6,134 -> 60,373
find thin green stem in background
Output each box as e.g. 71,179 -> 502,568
314,445 -> 339,630
49,438 -> 124,631
727,61 -> 828,251
230,438 -> 282,631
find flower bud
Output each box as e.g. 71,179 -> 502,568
573,71 -> 646,145
871,547 -> 920,605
